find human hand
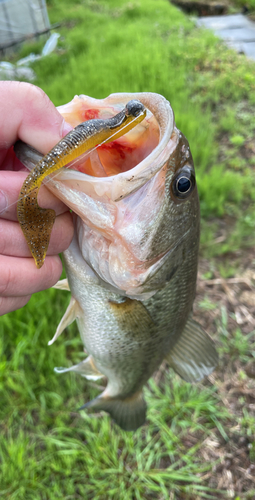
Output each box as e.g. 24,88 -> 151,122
0,81 -> 74,316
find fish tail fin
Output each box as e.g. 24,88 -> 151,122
79,390 -> 146,431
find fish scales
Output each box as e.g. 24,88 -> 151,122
15,92 -> 218,431
64,235 -> 164,396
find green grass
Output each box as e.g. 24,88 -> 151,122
1,0 -> 255,497
10,0 -> 255,256
0,291 -> 228,499
217,306 -> 255,361
231,0 -> 255,13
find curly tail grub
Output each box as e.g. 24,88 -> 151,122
17,100 -> 146,268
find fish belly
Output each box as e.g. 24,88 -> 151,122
63,231 -> 164,399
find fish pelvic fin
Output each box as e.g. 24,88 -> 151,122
48,296 -> 80,346
166,318 -> 218,383
52,278 -> 70,291
79,390 -> 146,431
54,355 -> 104,381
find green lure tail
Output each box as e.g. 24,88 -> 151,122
17,100 -> 146,269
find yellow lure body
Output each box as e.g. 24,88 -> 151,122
17,100 -> 146,269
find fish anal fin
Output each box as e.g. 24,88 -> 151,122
52,279 -> 70,291
48,296 -> 80,346
80,390 -> 146,431
54,355 -> 104,380
166,318 -> 218,383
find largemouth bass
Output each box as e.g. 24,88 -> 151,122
15,92 -> 218,431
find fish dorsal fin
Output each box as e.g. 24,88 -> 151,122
54,355 -> 104,380
48,296 -> 79,346
52,279 -> 70,291
166,318 -> 218,382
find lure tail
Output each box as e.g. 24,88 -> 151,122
17,186 -> 56,268
79,390 -> 146,431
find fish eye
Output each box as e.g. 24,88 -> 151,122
171,166 -> 195,200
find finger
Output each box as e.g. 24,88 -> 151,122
0,212 -> 73,257
0,171 -> 72,220
0,295 -> 31,316
0,255 -> 63,297
0,146 -> 27,172
0,81 -> 72,153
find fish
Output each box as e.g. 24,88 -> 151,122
15,92 -> 218,431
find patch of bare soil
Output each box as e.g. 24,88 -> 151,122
193,248 -> 255,497
170,0 -> 255,19
195,249 -> 255,335
170,0 -> 229,16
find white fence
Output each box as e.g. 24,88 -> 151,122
0,0 -> 50,50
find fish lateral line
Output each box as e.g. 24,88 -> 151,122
17,100 -> 147,269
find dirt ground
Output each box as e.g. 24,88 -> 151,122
170,0 -> 230,16
193,249 -> 255,497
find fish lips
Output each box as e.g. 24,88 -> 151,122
50,92 -> 176,202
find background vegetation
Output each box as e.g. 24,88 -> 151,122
0,0 -> 255,498
232,0 -> 255,13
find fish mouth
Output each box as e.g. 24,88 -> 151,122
15,92 -> 177,202
52,92 -> 177,202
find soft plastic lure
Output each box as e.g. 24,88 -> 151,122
17,100 -> 146,269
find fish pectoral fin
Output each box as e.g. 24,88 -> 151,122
54,355 -> 104,380
52,279 -> 70,291
165,318 -> 218,383
79,390 -> 146,431
48,296 -> 80,346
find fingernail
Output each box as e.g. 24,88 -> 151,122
61,120 -> 73,137
0,189 -> 7,215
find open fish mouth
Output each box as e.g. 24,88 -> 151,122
49,92 -> 177,202
58,95 -> 160,178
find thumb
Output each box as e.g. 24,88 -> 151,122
0,81 -> 72,154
